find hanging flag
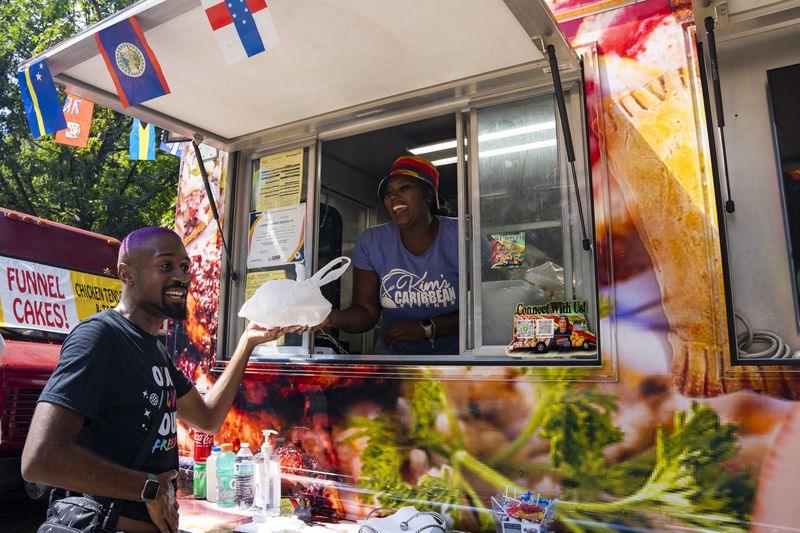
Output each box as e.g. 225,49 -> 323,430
17,59 -> 67,138
130,119 -> 156,160
201,0 -> 280,64
160,140 -> 185,157
95,16 -> 170,107
55,94 -> 94,147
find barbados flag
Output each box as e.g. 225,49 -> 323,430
17,59 -> 67,138
130,119 -> 156,160
96,16 -> 170,108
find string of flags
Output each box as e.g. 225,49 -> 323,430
16,3 -> 280,143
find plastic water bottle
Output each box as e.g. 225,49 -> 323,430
206,446 -> 220,503
234,442 -> 255,510
216,443 -> 236,508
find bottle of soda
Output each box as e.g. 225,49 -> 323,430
234,442 -> 255,510
193,387 -> 213,463
193,461 -> 206,499
216,443 -> 236,508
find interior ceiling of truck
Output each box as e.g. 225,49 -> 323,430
43,0 -> 565,146
322,114 -> 458,207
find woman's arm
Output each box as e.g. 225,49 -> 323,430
327,267 -> 382,333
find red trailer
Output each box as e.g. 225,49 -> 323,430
0,208 -> 120,498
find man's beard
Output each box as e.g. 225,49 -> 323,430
160,287 -> 188,320
160,299 -> 187,320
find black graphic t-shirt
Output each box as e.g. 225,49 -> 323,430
39,309 -> 193,523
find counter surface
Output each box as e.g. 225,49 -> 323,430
178,498 -> 359,533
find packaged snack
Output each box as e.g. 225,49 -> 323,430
490,232 -> 525,268
492,489 -> 557,533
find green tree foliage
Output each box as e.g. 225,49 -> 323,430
0,0 -> 179,239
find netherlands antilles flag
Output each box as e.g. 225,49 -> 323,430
17,59 -> 67,138
130,119 -> 156,160
95,16 -> 170,108
201,0 -> 280,64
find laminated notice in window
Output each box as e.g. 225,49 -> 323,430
247,204 -> 305,269
253,148 -> 303,211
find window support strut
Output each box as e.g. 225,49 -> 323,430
703,16 -> 736,213
191,136 -> 238,281
546,44 -> 592,251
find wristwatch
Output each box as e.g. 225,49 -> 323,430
140,473 -> 160,502
420,318 -> 433,339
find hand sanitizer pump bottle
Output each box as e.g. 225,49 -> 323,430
254,429 -> 279,517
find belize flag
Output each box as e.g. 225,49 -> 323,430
96,16 -> 170,108
17,59 -> 67,138
201,0 -> 280,64
130,119 -> 156,160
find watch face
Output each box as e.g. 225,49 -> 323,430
142,478 -> 160,501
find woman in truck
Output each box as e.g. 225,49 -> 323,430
317,156 -> 459,355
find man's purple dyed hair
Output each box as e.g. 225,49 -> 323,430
118,226 -> 180,267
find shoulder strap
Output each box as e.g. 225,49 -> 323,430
98,311 -> 176,531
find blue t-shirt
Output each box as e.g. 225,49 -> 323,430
351,216 -> 459,355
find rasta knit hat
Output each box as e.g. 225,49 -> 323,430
377,156 -> 440,209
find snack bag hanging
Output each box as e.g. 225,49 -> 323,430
238,257 -> 351,328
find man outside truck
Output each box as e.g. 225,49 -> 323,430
21,227 -> 294,533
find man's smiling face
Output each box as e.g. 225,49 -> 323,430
124,233 -> 191,321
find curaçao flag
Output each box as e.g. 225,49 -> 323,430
96,16 -> 170,108
201,0 -> 280,64
130,119 -> 156,160
17,59 -> 67,138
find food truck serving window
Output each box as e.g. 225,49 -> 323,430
230,85 -> 606,366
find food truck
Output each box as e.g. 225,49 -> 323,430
0,208 -> 120,499
22,0 -> 800,530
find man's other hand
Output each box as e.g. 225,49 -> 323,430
145,470 -> 179,533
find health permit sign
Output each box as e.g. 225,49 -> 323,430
0,256 -> 121,334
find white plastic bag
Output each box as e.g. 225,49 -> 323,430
238,257 -> 351,328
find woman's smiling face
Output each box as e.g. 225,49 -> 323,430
382,175 -> 432,226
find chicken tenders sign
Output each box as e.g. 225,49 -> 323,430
0,256 -> 121,334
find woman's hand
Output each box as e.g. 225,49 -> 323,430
384,320 -> 426,347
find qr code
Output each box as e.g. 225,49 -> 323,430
516,319 -> 535,338
536,318 -> 554,337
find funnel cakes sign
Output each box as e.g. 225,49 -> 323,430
0,256 -> 121,334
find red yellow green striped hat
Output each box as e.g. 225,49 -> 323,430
378,156 -> 440,209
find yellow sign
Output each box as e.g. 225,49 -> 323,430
71,270 -> 123,319
244,269 -> 288,346
252,148 -> 304,211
